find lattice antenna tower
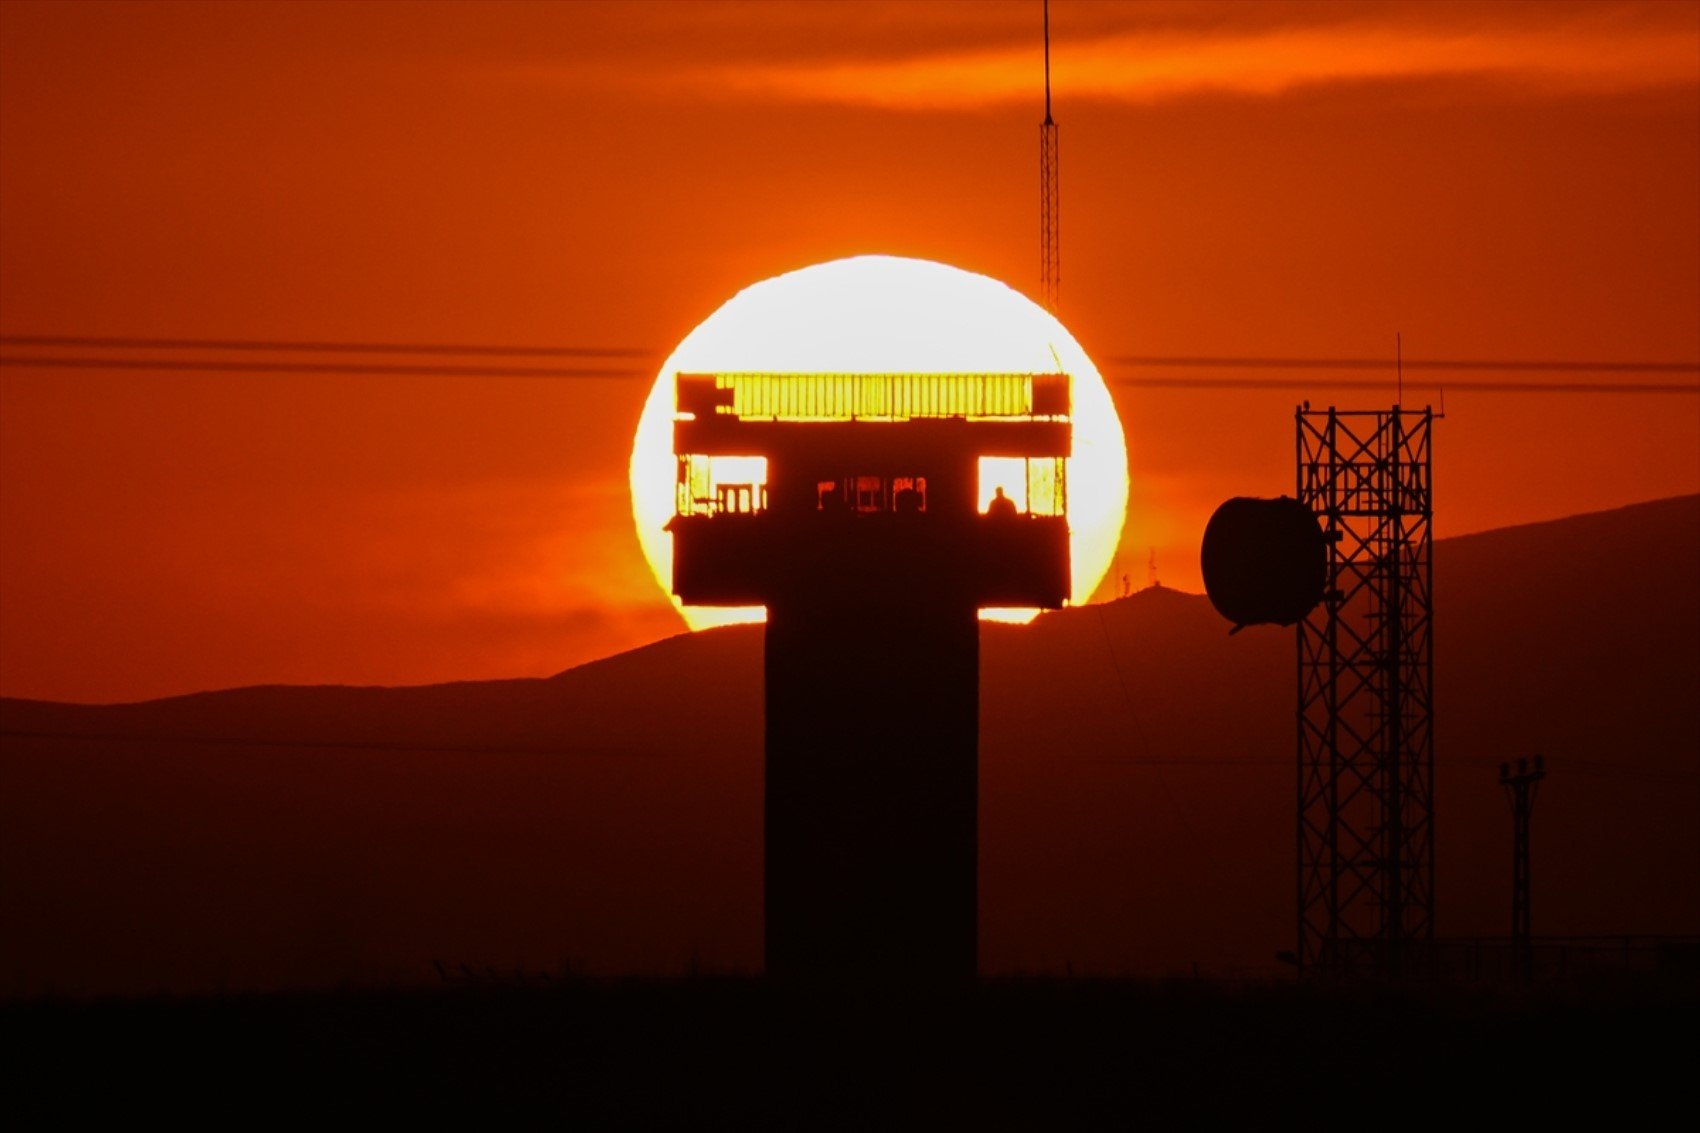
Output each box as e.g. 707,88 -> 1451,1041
1040,0 -> 1060,312
1296,406 -> 1436,978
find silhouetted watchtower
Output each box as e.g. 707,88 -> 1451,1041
669,371 -> 1072,980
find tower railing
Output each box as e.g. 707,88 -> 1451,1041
677,372 -> 1070,422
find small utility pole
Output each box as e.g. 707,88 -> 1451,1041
1499,755 -> 1547,980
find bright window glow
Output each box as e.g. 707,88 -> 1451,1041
710,456 -> 767,486
978,457 -> 1029,513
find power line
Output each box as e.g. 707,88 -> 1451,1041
0,355 -> 648,380
0,334 -> 654,359
4,335 -> 1693,373
1107,355 -> 1698,374
1114,376 -> 1699,395
1,340 -> 1695,394
3,354 -> 1692,394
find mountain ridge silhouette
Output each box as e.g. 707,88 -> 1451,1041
3,494 -> 1695,995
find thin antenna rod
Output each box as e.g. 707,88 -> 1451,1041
1397,331 -> 1403,405
1044,0 -> 1053,124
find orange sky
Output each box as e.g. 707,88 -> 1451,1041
2,0 -> 1697,703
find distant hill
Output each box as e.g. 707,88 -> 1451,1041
3,496 -> 1695,996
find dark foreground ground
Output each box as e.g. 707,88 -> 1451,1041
7,976 -> 1693,1127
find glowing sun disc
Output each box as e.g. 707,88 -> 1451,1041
629,255 -> 1129,629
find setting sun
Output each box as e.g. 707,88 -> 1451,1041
628,255 -> 1130,629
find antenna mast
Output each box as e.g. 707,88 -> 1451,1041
1040,0 -> 1059,312
1397,331 -> 1404,405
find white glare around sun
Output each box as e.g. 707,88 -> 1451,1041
629,255 -> 1129,630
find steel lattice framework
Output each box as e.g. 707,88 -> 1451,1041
1296,406 -> 1435,977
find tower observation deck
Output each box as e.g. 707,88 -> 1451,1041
668,370 -> 1072,979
